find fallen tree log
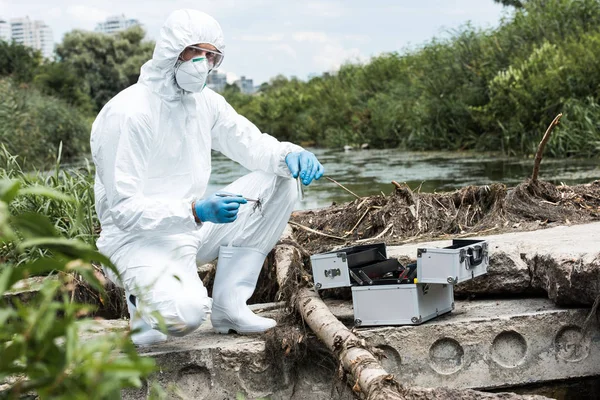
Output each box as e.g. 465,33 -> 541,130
273,243 -> 549,400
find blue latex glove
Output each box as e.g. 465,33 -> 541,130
194,193 -> 247,224
285,151 -> 325,185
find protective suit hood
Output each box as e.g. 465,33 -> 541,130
138,9 -> 225,100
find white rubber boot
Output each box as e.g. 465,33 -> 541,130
126,293 -> 168,346
211,246 -> 276,334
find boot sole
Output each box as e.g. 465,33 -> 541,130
132,332 -> 168,347
213,325 -> 274,335
133,338 -> 168,346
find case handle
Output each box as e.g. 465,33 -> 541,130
464,245 -> 484,269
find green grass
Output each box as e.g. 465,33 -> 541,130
0,144 -> 98,266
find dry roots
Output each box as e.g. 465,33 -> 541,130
291,180 -> 600,253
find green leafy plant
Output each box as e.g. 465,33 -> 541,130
0,178 -> 155,399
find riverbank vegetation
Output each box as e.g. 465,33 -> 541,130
226,0 -> 600,157
0,146 -> 97,266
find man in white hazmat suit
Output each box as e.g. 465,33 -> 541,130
90,9 -> 324,346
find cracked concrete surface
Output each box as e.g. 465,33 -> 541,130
330,298 -> 600,390
388,222 -> 600,305
121,303 -> 355,400
117,297 -> 599,399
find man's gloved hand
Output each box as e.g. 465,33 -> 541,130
194,193 -> 247,224
285,151 -> 325,185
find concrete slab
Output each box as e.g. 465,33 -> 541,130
387,222 -> 600,260
386,222 -> 600,305
330,298 -> 600,390
115,298 -> 599,399
121,303 -> 355,400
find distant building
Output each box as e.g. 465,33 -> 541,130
207,70 -> 227,93
95,15 -> 141,35
234,76 -> 256,95
0,19 -> 11,42
10,17 -> 54,59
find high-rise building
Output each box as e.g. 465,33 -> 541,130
207,70 -> 227,93
95,15 -> 141,35
0,19 -> 11,42
10,17 -> 54,59
234,76 -> 256,95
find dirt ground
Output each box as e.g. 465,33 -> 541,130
289,179 -> 600,254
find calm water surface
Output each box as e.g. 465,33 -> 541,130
206,148 -> 600,210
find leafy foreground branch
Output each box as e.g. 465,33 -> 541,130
0,179 -> 158,399
272,243 -> 548,400
0,145 -> 127,320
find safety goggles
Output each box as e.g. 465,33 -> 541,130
182,45 -> 224,69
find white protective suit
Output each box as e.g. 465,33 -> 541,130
90,9 -> 302,344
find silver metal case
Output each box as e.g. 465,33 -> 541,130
310,243 -> 387,290
417,239 -> 489,285
352,283 -> 454,326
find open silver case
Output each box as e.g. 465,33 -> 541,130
309,240 -> 488,327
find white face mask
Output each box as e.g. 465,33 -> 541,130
175,57 -> 210,93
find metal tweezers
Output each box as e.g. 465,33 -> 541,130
215,193 -> 259,202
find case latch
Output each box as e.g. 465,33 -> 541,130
324,268 -> 341,278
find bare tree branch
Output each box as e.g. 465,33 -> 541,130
532,113 -> 563,183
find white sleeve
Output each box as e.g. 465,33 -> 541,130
209,95 -> 303,176
93,112 -> 198,233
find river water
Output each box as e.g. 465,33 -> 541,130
206,148 -> 600,210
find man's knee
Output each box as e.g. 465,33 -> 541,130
170,290 -> 212,336
147,290 -> 212,337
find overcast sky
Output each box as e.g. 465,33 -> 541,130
1,0 -> 510,84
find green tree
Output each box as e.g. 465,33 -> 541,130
494,0 -> 525,6
33,62 -> 94,114
0,41 -> 42,84
0,79 -> 90,168
221,0 -> 600,157
56,26 -> 154,112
